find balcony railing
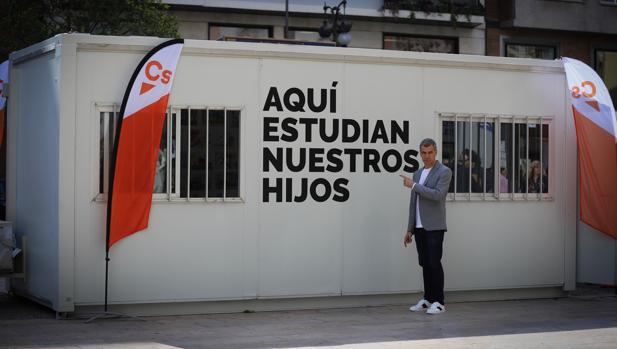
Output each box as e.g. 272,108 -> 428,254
383,0 -> 485,16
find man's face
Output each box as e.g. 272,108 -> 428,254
420,144 -> 437,168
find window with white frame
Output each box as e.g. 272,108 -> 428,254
440,113 -> 551,200
97,104 -> 241,201
505,42 -> 557,60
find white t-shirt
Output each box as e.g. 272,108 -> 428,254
415,168 -> 432,229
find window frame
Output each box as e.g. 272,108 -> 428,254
94,104 -> 244,203
593,48 -> 617,109
207,23 -> 273,41
382,32 -> 459,53
438,112 -> 554,202
503,40 -> 558,60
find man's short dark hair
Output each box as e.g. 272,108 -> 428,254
419,138 -> 438,151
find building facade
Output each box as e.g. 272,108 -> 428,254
485,0 -> 617,106
166,0 -> 486,54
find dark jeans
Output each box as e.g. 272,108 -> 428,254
414,228 -> 445,304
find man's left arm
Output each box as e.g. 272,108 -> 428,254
412,168 -> 452,202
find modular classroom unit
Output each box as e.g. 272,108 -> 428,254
7,34 -> 577,314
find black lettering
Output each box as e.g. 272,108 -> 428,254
342,119 -> 360,143
391,120 -> 409,144
364,149 -> 381,172
403,149 -> 420,173
307,88 -> 327,113
382,149 -> 402,172
285,178 -> 293,202
263,117 -> 279,142
362,119 -> 370,143
330,81 -> 338,113
319,118 -> 339,143
298,118 -> 318,142
308,148 -> 325,172
284,87 -> 306,112
310,178 -> 331,202
263,178 -> 282,202
370,120 -> 389,143
294,178 -> 309,202
281,118 -> 298,142
263,87 -> 283,111
286,147 -> 306,172
332,178 -> 349,202
263,147 -> 283,172
343,148 -> 362,172
326,148 -> 344,172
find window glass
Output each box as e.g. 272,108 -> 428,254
514,123 -> 527,193
153,115 -> 168,194
98,105 -> 241,200
288,29 -> 321,41
180,109 -> 189,198
505,43 -> 556,60
499,123 -> 513,194
208,110 -> 225,198
384,35 -> 457,53
527,123 -> 548,193
190,109 -> 207,198
595,50 -> 617,108
455,120 -> 472,193
226,110 -> 241,198
209,25 -> 271,40
442,117 -> 549,199
99,110 -> 117,195
481,122 -> 496,194
170,112 -> 177,195
442,121 -> 455,193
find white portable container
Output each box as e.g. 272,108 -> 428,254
7,34 -> 577,314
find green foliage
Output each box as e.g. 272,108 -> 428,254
382,0 -> 485,24
0,0 -> 179,60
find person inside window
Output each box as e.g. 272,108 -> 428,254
499,167 -> 509,193
456,149 -> 483,193
527,160 -> 548,193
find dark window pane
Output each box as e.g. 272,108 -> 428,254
209,25 -> 271,40
226,111 -> 240,198
171,112 -> 177,195
153,114 -> 168,194
515,123 -> 527,193
190,109 -> 207,198
542,124 -> 549,193
481,122 -> 496,194
99,112 -> 105,194
595,50 -> 617,108
383,35 -> 457,53
208,110 -> 225,198
441,121 -> 455,193
455,120 -> 472,193
527,123 -> 549,194
470,122 -> 485,193
500,123 -> 513,194
505,43 -> 556,60
180,109 -> 189,198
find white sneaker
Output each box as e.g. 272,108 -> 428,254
426,302 -> 446,314
409,299 -> 430,312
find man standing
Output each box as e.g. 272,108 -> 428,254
400,138 -> 452,314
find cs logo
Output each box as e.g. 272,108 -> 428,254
140,60 -> 173,95
571,80 -> 600,112
571,81 -> 596,99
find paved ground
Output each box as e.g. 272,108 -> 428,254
2,289 -> 617,349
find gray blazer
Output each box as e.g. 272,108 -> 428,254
407,161 -> 452,233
